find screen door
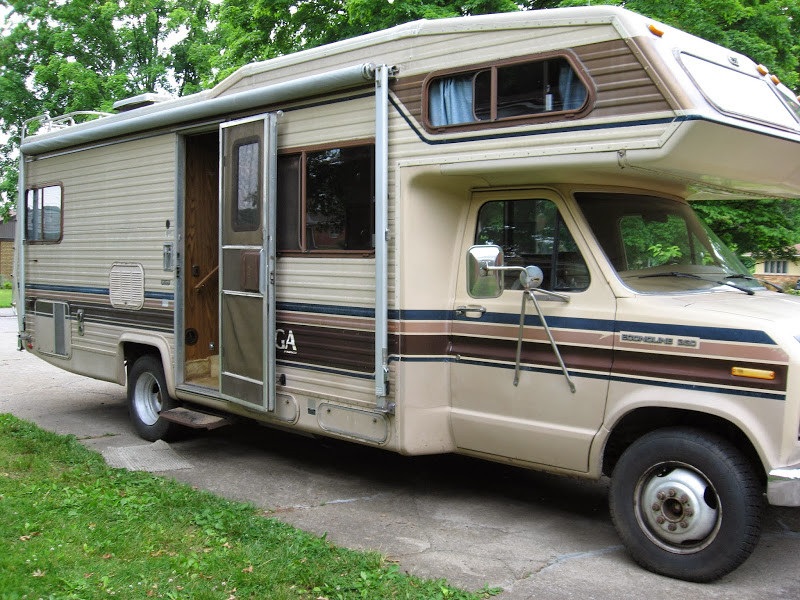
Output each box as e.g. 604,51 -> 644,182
219,114 -> 277,411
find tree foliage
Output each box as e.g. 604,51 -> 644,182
692,199 -> 800,261
0,0 -> 215,220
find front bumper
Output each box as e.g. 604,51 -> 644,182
767,465 -> 800,506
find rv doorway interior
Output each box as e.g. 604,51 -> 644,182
183,131 -> 219,389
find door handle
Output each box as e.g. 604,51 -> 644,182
456,305 -> 486,318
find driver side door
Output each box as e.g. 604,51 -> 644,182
449,189 -> 616,472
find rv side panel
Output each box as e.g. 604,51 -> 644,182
23,135 -> 177,383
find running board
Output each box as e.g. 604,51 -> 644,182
160,407 -> 233,430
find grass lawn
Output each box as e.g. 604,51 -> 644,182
0,288 -> 11,308
0,415 -> 500,600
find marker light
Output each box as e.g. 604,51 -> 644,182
648,24 -> 664,37
770,75 -> 781,85
756,64 -> 769,76
731,367 -> 776,380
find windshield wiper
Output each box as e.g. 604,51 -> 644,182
637,271 -> 754,295
725,273 -> 783,292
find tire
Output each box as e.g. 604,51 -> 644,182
609,427 -> 763,582
127,355 -> 178,442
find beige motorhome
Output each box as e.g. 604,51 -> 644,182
15,6 -> 800,582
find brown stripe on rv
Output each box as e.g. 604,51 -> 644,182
276,322 -> 375,373
25,297 -> 174,332
68,302 -> 173,331
611,351 -> 788,392
449,335 -> 614,374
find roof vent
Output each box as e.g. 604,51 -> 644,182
113,92 -> 173,112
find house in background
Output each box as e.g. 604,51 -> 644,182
752,243 -> 800,289
0,214 -> 15,283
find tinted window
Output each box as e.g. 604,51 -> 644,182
277,144 -> 374,253
575,192 -> 762,293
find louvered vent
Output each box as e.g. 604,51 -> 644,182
109,263 -> 145,310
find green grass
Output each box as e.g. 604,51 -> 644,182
0,414 -> 501,600
0,288 -> 11,308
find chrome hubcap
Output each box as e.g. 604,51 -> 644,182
636,463 -> 721,553
133,372 -> 162,426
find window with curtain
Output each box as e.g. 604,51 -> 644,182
427,55 -> 588,129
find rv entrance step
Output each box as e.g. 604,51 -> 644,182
160,407 -> 233,430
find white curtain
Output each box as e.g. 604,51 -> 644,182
558,66 -> 587,110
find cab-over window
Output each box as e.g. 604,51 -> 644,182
426,54 -> 589,131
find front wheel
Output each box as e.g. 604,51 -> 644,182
127,355 -> 178,441
609,428 -> 763,582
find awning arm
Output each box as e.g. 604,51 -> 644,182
374,64 -> 393,409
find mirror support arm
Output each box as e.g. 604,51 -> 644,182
519,290 -> 576,393
482,263 -> 571,303
482,263 -> 575,393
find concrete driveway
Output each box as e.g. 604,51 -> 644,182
1,309 -> 798,599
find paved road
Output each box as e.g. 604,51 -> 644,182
1,310 -> 799,599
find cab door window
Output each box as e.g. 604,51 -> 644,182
475,198 -> 589,291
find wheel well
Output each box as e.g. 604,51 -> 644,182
602,408 -> 765,485
123,342 -> 162,376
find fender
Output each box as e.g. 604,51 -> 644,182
117,333 -> 175,396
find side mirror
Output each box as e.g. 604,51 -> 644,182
467,244 -> 504,298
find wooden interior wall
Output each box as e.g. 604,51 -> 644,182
183,132 -> 219,363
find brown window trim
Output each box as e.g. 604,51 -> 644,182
421,50 -> 595,135
25,182 -> 64,244
278,138 -> 376,256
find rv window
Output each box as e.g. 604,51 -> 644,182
427,56 -> 588,129
475,198 -> 589,292
277,143 -> 374,253
234,140 -> 261,231
26,185 -> 62,243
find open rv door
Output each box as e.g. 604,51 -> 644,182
219,114 -> 278,411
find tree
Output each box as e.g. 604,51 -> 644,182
692,199 -> 800,262
0,0 -> 216,220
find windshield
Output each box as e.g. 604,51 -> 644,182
575,192 -> 763,294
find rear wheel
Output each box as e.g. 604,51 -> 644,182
609,427 -> 762,582
127,355 -> 178,441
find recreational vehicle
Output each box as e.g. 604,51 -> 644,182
15,6 -> 800,581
